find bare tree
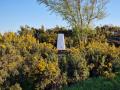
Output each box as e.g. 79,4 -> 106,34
37,0 -> 109,31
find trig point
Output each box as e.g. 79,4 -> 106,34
57,33 -> 67,63
57,33 -> 65,51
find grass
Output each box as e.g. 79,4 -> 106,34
62,74 -> 120,90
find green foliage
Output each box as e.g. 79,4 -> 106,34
1,25 -> 120,90
85,41 -> 120,78
0,30 -> 60,90
0,55 -> 23,89
38,0 -> 109,30
10,83 -> 22,90
66,48 -> 89,82
62,73 -> 120,90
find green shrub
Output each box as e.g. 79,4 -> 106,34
10,83 -> 22,90
1,26 -> 120,90
66,48 -> 89,83
86,41 -> 120,77
0,54 -> 23,89
62,73 -> 120,90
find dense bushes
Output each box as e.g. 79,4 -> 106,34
58,48 -> 89,86
0,32 -> 60,90
67,48 -> 89,82
1,25 -> 120,89
86,41 -> 120,78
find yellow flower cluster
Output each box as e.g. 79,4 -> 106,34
37,59 -> 46,72
2,32 -> 39,51
0,44 -> 6,49
37,59 -> 59,76
87,41 -> 120,58
3,32 -> 16,42
39,42 -> 54,49
69,47 -> 80,55
39,42 -> 57,53
47,62 -> 58,75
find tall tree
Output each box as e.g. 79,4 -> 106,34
37,0 -> 109,31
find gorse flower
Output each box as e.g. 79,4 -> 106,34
0,44 -> 6,49
37,59 -> 46,72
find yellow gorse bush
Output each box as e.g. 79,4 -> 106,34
3,32 -> 38,51
39,42 -> 56,50
37,59 -> 59,75
1,26 -> 120,89
87,41 -> 120,58
47,62 -> 59,75
17,34 -> 38,50
3,32 -> 16,42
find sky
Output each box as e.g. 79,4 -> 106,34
0,0 -> 119,33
